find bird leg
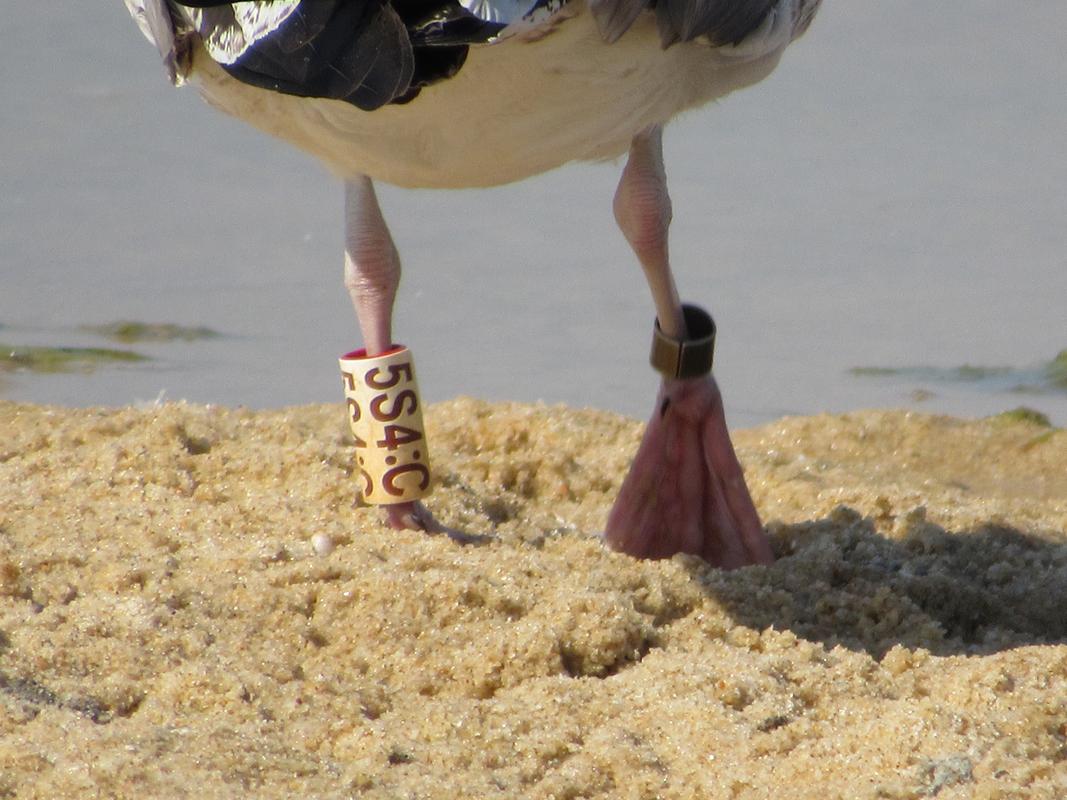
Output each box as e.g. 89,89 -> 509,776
604,128 -> 774,568
342,176 -> 441,533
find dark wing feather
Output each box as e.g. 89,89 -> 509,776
169,0 -> 477,109
590,0 -> 777,47
211,3 -> 415,110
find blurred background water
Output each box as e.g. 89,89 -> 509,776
2,2 -> 1065,427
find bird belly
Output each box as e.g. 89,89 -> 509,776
190,6 -> 783,189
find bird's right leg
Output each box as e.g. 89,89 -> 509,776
342,175 -> 440,532
604,128 -> 773,568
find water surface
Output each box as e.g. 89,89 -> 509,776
2,3 -> 1065,427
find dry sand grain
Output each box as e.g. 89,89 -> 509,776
1,399 -> 1065,798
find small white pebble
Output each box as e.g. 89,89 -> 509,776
311,533 -> 334,556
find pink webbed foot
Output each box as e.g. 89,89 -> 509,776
605,376 -> 774,568
382,500 -> 491,546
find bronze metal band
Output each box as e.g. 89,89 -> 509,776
649,304 -> 716,379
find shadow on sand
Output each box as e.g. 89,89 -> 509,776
689,507 -> 1067,659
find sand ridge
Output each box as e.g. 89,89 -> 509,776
1,398 -> 1065,798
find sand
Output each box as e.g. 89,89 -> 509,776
1,398 -> 1065,799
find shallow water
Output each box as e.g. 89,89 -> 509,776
2,3 -> 1066,427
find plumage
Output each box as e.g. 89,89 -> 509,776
128,0 -> 817,113
126,0 -> 818,186
124,0 -> 822,566
186,2 -> 300,65
125,0 -> 189,84
655,0 -> 777,47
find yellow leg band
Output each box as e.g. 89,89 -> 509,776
339,345 -> 432,505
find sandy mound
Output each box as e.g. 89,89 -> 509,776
1,399 -> 1065,798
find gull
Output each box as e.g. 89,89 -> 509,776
125,0 -> 822,567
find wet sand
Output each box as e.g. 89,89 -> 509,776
1,399 -> 1065,798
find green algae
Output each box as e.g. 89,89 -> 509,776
987,407 -> 1053,428
0,344 -> 148,373
847,366 -> 903,378
847,365 -> 1012,381
1045,349 -> 1067,389
850,349 -> 1067,394
81,321 -> 221,343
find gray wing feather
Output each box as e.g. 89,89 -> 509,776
588,0 -> 646,44
659,0 -> 777,46
589,0 -> 777,47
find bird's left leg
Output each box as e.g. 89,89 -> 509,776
342,175 -> 441,533
604,127 -> 773,568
